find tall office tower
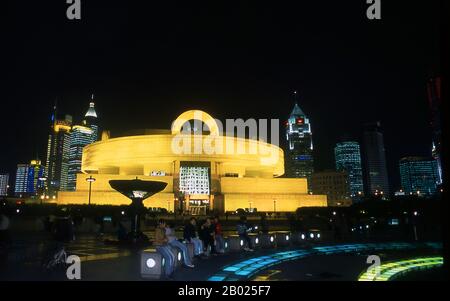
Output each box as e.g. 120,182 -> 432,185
427,77 -> 443,184
84,95 -> 99,142
285,97 -> 314,191
362,122 -> 390,198
310,170 -> 352,207
67,124 -> 94,191
334,141 -> 364,199
399,157 -> 439,197
45,109 -> 73,194
0,173 -> 9,196
14,160 -> 46,197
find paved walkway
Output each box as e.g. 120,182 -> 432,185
0,233 -> 443,281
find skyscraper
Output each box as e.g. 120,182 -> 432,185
427,77 -> 443,184
310,170 -> 352,207
67,99 -> 99,191
362,122 -> 390,197
45,110 -> 73,194
14,160 -> 45,197
84,94 -> 99,141
399,157 -> 439,196
67,125 -> 94,191
285,95 -> 314,190
0,173 -> 9,196
334,141 -> 364,199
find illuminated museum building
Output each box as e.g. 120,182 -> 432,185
58,110 -> 327,213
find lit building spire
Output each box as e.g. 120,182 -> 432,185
85,97 -> 98,118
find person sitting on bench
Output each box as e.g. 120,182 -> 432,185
166,223 -> 195,268
154,219 -> 176,278
183,217 -> 204,258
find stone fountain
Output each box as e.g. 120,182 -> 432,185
109,178 -> 167,244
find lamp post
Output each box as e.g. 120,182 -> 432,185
86,175 -> 96,206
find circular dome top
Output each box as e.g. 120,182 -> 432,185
171,110 -> 220,136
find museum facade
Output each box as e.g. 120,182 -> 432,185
57,110 -> 327,213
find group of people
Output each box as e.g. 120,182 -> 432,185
153,215 -> 257,278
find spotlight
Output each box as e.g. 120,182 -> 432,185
310,233 -> 314,239
270,236 -> 274,242
255,238 -> 259,244
286,235 -> 290,241
301,234 -> 306,240
177,252 -> 182,262
240,240 -> 244,246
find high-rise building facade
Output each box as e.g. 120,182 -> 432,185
334,141 -> 364,199
310,170 -> 352,207
0,173 -> 9,196
84,95 -> 99,141
399,157 -> 439,196
14,160 -> 45,197
285,101 -> 314,190
67,124 -> 94,191
67,100 -> 99,191
45,113 -> 73,193
427,77 -> 443,184
362,122 -> 390,197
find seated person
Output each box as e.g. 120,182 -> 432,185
154,219 -> 176,278
166,223 -> 194,268
199,217 -> 217,256
183,217 -> 204,257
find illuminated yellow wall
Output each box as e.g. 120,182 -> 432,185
221,177 -> 308,194
82,135 -> 284,177
57,190 -> 175,209
74,174 -> 173,192
223,194 -> 327,212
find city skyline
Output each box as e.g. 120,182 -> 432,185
3,1 -> 440,194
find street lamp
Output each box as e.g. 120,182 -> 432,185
86,175 -> 96,205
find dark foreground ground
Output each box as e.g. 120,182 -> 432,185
0,233 -> 443,281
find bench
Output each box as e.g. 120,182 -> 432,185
274,231 -> 291,247
140,248 -> 165,279
258,233 -> 276,248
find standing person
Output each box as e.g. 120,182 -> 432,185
183,217 -> 204,257
237,216 -> 254,252
199,217 -> 217,256
213,216 -> 225,253
166,223 -> 194,268
154,219 -> 175,278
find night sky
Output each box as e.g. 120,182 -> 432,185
4,1 -> 441,192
